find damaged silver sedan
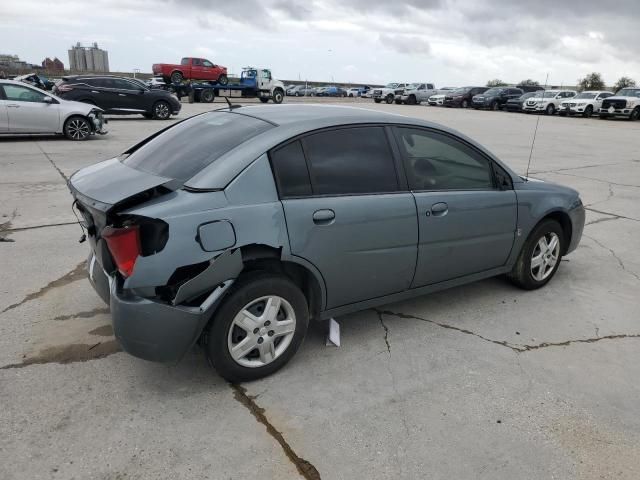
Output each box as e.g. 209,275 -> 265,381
69,105 -> 584,381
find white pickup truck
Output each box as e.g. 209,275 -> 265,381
395,83 -> 437,105
372,83 -> 409,104
599,88 -> 640,120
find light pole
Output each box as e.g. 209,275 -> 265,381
133,68 -> 140,78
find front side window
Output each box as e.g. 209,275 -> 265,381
302,127 -> 398,195
2,84 -> 47,103
112,79 -> 138,90
192,58 -> 202,66
394,127 -> 494,191
202,60 -> 213,67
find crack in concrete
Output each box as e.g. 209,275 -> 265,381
584,207 -> 639,223
0,209 -> 18,241
231,384 -> 321,480
2,221 -> 78,234
1,261 -> 86,313
377,310 -> 391,355
585,216 -> 620,226
553,171 -> 640,190
377,309 -> 640,353
0,340 -> 120,370
583,234 -> 640,282
36,142 -> 68,182
53,307 -> 110,321
530,160 -> 629,175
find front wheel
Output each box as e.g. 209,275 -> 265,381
152,100 -> 171,120
583,105 -> 593,117
272,89 -> 284,104
217,74 -> 228,86
508,219 -> 564,290
64,116 -> 92,141
385,94 -> 394,104
630,107 -> 640,121
461,99 -> 469,108
491,101 -> 500,111
545,103 -> 555,115
206,274 -> 309,382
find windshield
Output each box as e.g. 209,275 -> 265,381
406,83 -> 420,89
616,88 -> 640,97
532,91 -> 559,98
575,92 -> 597,99
385,83 -> 399,88
122,111 -> 273,181
483,88 -> 503,95
451,88 -> 470,94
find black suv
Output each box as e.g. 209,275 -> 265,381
54,75 -> 181,120
472,87 -> 524,111
443,87 -> 488,108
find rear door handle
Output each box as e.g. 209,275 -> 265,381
429,202 -> 448,217
118,93 -> 127,96
7,104 -> 20,108
312,209 -> 335,225
91,90 -> 100,93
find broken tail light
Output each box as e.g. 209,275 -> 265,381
102,226 -> 141,278
56,84 -> 75,93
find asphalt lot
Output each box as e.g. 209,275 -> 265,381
1,97 -> 639,480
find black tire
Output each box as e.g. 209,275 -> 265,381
294,92 -> 300,97
558,111 -> 566,117
206,273 -> 309,382
385,94 -> 394,104
545,103 -> 555,115
259,97 -> 269,103
395,99 -> 402,105
374,98 -> 381,103
508,219 -> 564,290
170,71 -> 183,84
272,89 -> 284,104
151,100 -> 171,120
217,74 -> 228,86
491,101 -> 499,111
630,107 -> 640,121
461,99 -> 469,108
407,95 -> 417,105
63,115 -> 92,141
583,105 -> 593,117
200,89 -> 214,103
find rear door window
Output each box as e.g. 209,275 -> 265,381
122,112 -> 273,181
270,140 -> 312,198
301,127 -> 399,195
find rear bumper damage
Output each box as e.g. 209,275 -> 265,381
87,249 -> 242,363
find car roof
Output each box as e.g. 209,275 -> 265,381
185,104 -> 516,190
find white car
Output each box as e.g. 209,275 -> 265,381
347,88 -> 360,97
0,79 -> 107,140
522,89 -> 577,115
427,87 -> 456,106
397,83 -> 436,105
559,91 -> 614,117
372,83 -> 409,104
599,87 -> 640,120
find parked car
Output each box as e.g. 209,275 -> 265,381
444,86 -> 489,108
361,88 -> 373,98
54,75 -> 182,120
372,83 -> 409,104
522,90 -> 577,115
316,86 -> 347,97
298,86 -> 316,97
427,88 -> 456,106
559,91 -> 614,117
396,83 -> 437,105
504,92 -> 539,112
68,104 -> 585,381
286,85 -> 302,96
347,88 -> 360,97
599,88 -> 640,120
14,73 -> 55,91
152,57 -> 228,85
472,87 -> 524,110
0,79 -> 107,140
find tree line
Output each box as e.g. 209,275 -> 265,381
485,74 -> 636,92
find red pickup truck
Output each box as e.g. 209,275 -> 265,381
152,57 -> 228,85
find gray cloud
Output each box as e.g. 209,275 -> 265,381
379,34 -> 431,55
273,0 -> 312,20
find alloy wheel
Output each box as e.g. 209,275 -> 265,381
154,102 -> 170,119
67,119 -> 90,140
227,296 -> 296,368
530,232 -> 560,281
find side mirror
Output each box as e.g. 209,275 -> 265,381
43,96 -> 54,103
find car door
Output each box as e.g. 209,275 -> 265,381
270,126 -> 419,309
1,83 -> 60,133
392,126 -> 517,287
107,78 -> 145,112
191,58 -> 204,79
0,88 -> 8,132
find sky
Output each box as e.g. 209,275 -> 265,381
1,0 -> 639,87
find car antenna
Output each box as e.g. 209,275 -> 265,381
525,72 -> 549,181
224,96 -> 241,110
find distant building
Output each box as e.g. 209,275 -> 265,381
67,42 -> 109,72
42,57 -> 65,72
0,53 -> 29,70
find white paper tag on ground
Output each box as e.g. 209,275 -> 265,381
326,318 -> 341,347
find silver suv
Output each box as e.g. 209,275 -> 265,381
69,105 -> 585,381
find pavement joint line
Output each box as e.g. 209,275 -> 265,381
1,221 -> 79,233
585,216 -> 621,226
375,309 -> 640,353
554,171 -> 640,189
231,384 -> 321,480
35,141 -> 69,182
377,310 -> 392,355
583,234 -> 640,282
530,160 -> 633,175
1,261 -> 86,314
584,207 -> 639,223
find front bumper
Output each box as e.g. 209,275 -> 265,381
88,255 -> 231,363
567,200 -> 585,255
599,107 -> 633,117
523,104 -> 546,111
89,111 -> 108,135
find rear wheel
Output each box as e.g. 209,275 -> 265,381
151,100 -> 171,120
461,99 -> 469,108
374,98 -> 381,103
407,95 -> 417,105
200,89 -> 214,103
170,71 -> 183,84
508,219 -> 564,290
491,101 -> 500,111
217,74 -> 228,86
63,116 -> 91,141
206,274 -> 309,382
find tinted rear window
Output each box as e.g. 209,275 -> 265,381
122,112 -> 273,181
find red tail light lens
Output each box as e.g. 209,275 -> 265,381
102,226 -> 141,278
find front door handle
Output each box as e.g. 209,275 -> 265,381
7,104 -> 20,108
430,202 -> 448,217
118,93 -> 127,96
312,209 -> 335,225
